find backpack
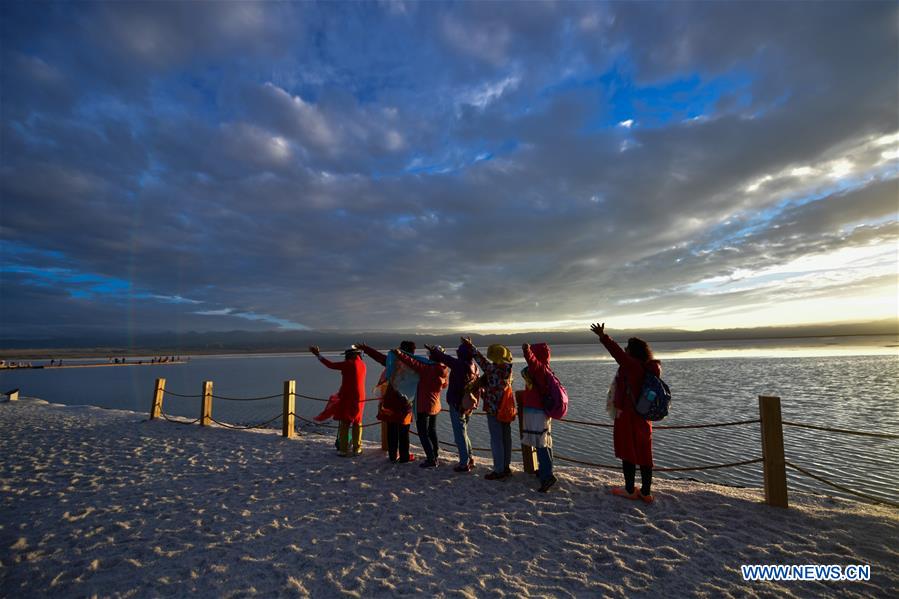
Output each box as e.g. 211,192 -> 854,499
496,385 -> 517,423
627,372 -> 671,421
541,367 -> 569,420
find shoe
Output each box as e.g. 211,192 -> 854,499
389,455 -> 399,463
453,463 -> 472,473
610,487 -> 640,500
353,448 -> 363,456
538,475 -> 557,493
398,453 -> 417,464
484,471 -> 503,480
338,451 -> 353,458
468,457 -> 475,468
419,460 -> 438,469
637,491 -> 654,504
503,467 -> 512,476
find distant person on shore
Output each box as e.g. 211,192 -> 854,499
426,342 -> 479,472
462,337 -> 514,480
591,322 -> 661,503
359,342 -> 416,463
393,347 -> 449,469
310,345 -> 367,457
520,343 -> 557,492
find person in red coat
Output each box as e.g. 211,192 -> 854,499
590,323 -> 662,503
310,345 -> 366,457
393,347 -> 449,468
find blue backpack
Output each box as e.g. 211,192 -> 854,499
628,372 -> 671,421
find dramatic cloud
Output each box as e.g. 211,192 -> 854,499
1,1 -> 896,340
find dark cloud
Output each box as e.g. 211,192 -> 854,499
1,1 -> 896,338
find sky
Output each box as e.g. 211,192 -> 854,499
1,1 -> 897,340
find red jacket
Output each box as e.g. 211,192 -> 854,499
522,343 -> 552,395
393,350 -> 448,416
359,344 -> 412,425
600,334 -> 662,467
317,355 -> 366,423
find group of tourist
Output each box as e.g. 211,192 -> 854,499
309,323 -> 660,502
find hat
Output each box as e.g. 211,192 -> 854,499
486,344 -> 513,364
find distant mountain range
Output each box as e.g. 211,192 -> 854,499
2,319 -> 896,358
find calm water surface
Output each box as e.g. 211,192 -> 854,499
3,337 -> 897,503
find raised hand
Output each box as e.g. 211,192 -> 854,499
309,345 -> 321,355
461,336 -> 473,347
521,343 -> 530,353
424,343 -> 436,352
590,323 -> 605,337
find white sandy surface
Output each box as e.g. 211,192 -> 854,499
1,398 -> 897,598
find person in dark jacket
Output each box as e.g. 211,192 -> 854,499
591,322 -> 661,503
358,341 -> 417,463
426,342 -> 480,472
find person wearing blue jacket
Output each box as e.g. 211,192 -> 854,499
425,342 -> 480,472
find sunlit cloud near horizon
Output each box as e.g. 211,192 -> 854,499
1,2 -> 897,340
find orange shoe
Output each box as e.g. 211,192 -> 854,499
610,487 -> 640,500
637,491 -> 654,504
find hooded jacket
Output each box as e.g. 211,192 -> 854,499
393,350 -> 449,416
429,343 -> 479,410
522,343 -> 552,396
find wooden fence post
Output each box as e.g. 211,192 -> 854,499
200,380 -> 213,426
759,395 -> 788,508
517,395 -> 537,473
150,377 -> 165,420
381,422 -> 388,452
283,380 -> 295,438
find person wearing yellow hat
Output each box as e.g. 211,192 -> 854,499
461,337 -> 514,480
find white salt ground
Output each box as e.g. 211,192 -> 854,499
1,398 -> 896,598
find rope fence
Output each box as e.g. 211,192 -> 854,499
785,461 -> 899,509
783,421 -> 899,440
148,379 -> 897,510
211,393 -> 283,402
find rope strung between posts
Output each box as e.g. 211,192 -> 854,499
296,393 -> 329,402
553,453 -> 764,473
653,419 -> 761,430
162,389 -> 202,399
159,410 -> 200,425
211,392 -> 283,401
409,429 -> 520,454
785,460 -> 899,509
782,422 -> 899,439
209,414 -> 283,430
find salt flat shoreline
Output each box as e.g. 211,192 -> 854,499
1,399 -> 897,598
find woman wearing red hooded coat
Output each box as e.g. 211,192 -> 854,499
590,323 -> 662,503
310,345 -> 366,457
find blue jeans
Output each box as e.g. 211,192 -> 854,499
416,413 -> 439,463
486,414 -> 511,474
536,446 -> 554,482
449,406 -> 472,465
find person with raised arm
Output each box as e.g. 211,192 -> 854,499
461,336 -> 514,480
425,342 -> 480,472
358,341 -> 416,463
520,343 -> 556,492
590,322 -> 661,503
309,345 -> 367,457
392,347 -> 449,469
